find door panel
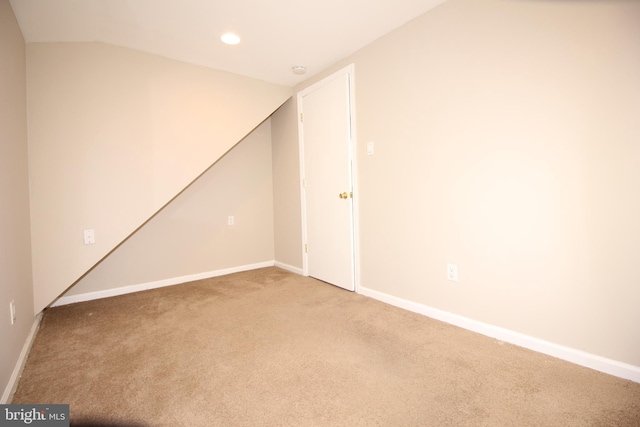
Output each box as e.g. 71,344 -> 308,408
300,70 -> 355,291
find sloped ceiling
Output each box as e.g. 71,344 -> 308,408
10,0 -> 447,87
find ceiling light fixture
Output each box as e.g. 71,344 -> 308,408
221,33 -> 241,45
292,65 -> 307,75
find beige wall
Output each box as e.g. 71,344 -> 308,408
272,99 -> 303,269
66,119 -> 275,295
274,0 -> 640,366
0,0 -> 34,401
27,43 -> 291,313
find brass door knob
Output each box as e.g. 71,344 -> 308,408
339,192 -> 348,199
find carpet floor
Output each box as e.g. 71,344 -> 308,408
12,267 -> 640,426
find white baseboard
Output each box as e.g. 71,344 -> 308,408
274,261 -> 303,275
1,312 -> 43,404
359,286 -> 640,384
51,261 -> 276,307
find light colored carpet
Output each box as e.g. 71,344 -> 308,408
12,267 -> 640,426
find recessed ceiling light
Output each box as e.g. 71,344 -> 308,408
221,33 -> 241,45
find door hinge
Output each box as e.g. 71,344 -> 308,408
300,113 -> 304,122
302,178 -> 306,189
305,244 -> 308,253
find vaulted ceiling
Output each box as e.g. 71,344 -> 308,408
10,0 -> 447,87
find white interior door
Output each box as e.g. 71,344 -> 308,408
299,66 -> 355,291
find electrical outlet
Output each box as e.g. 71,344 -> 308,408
447,264 -> 459,282
228,216 -> 235,226
10,300 -> 16,325
83,229 -> 95,245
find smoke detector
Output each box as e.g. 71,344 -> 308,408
292,65 -> 307,75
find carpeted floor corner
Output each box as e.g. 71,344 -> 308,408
12,267 -> 640,426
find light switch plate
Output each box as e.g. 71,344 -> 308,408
367,141 -> 375,155
10,300 -> 16,325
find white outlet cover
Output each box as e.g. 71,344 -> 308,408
447,263 -> 459,282
83,229 -> 95,245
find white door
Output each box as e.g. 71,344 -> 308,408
298,66 -> 355,291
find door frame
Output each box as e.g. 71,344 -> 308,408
297,64 -> 360,293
